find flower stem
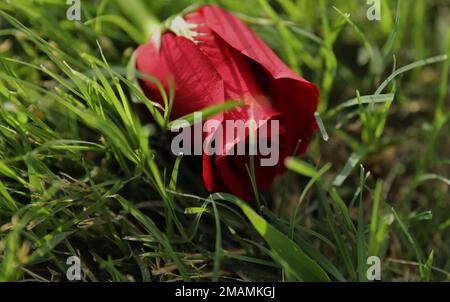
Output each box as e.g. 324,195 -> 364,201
114,0 -> 159,41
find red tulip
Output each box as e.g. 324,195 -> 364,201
136,5 -> 319,200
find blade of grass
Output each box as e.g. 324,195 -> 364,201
211,193 -> 330,281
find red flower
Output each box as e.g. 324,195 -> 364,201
136,5 -> 319,200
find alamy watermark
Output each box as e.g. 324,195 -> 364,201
66,0 -> 81,21
170,112 -> 280,167
66,255 -> 81,281
367,0 -> 381,21
366,256 -> 381,281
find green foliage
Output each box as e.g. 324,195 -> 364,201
0,0 -> 448,281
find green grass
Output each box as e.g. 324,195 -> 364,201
0,0 -> 449,281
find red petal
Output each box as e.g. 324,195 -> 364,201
136,33 -> 225,119
198,5 -> 311,83
198,5 -> 319,172
198,4 -> 319,132
214,152 -> 280,201
186,11 -> 281,157
256,71 -> 318,174
215,155 -> 252,200
203,153 -> 227,192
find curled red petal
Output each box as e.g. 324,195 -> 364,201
136,33 -> 225,119
198,5 -> 319,172
186,11 -> 281,158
